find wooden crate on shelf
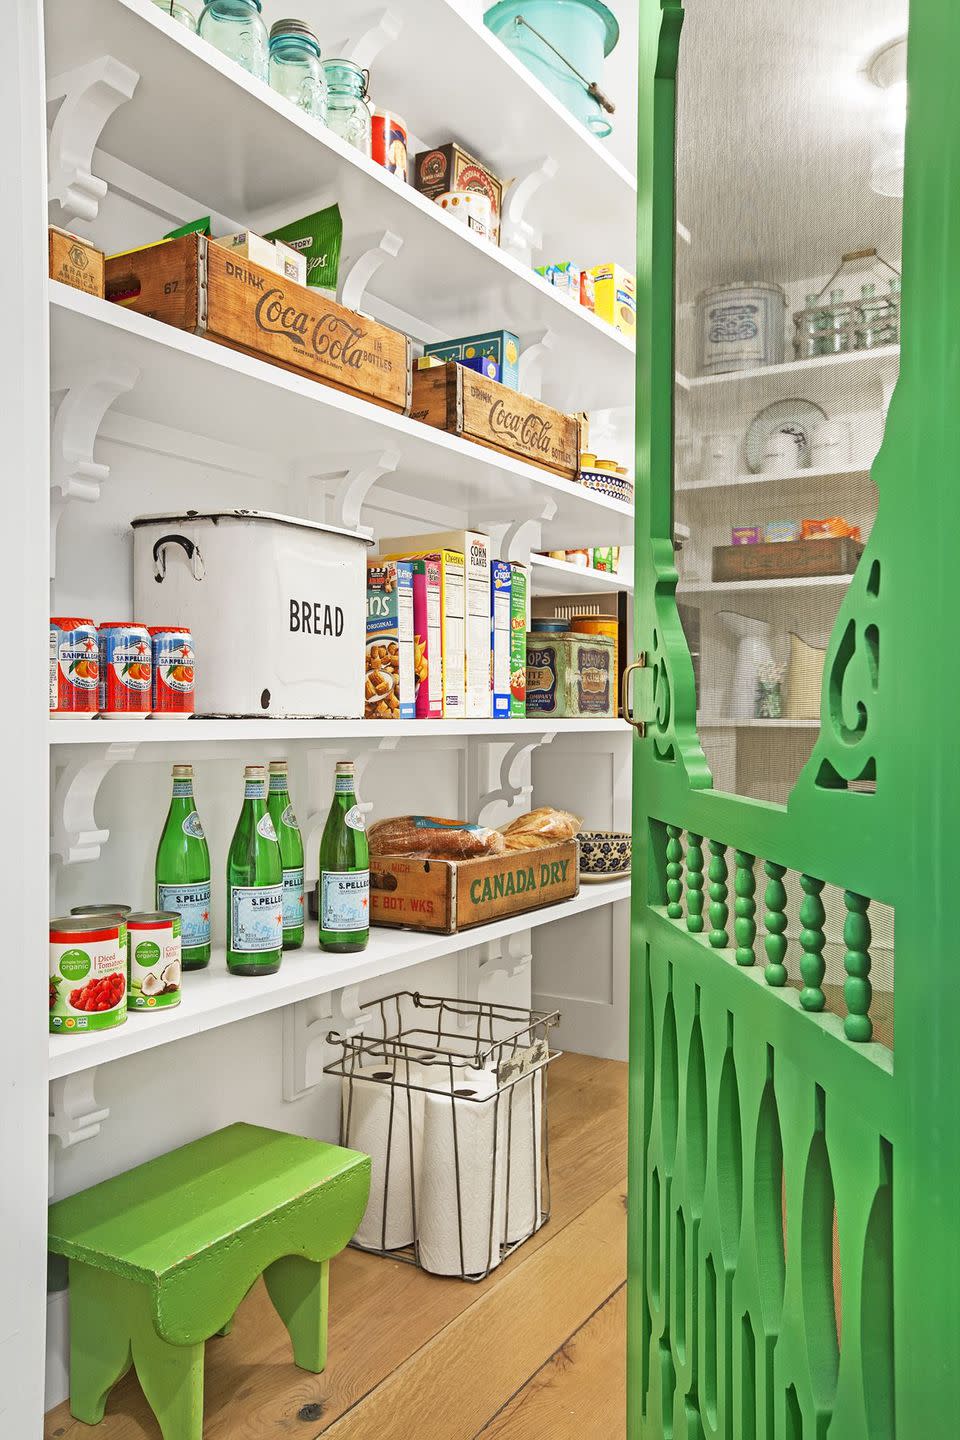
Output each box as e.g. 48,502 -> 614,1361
48,226 -> 104,298
410,362 -> 583,478
712,536 -> 863,582
104,235 -> 412,414
369,839 -> 580,934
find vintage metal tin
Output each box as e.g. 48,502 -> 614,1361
696,280 -> 787,375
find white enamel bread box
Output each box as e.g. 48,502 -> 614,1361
132,511 -> 372,717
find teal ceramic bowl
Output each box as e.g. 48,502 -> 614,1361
578,829 -> 632,878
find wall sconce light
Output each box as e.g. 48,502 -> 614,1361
869,37 -> 907,198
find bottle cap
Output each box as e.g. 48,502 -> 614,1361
335,760 -> 355,773
172,764 -> 193,778
244,765 -> 267,780
269,760 -> 288,773
270,18 -> 319,44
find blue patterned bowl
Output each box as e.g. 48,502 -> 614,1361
578,829 -> 632,877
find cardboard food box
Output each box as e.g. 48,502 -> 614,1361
384,531 -> 491,718
491,560 -> 512,719
414,142 -> 504,244
423,329 -> 521,391
712,536 -> 864,583
411,363 -> 582,479
590,263 -> 636,337
48,227 -> 105,299
410,558 -> 443,719
366,560 -> 415,719
509,563 -> 527,717
104,234 -> 412,414
370,839 -> 579,933
380,547 -> 465,716
217,229 -> 306,285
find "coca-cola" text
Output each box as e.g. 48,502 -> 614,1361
255,289 -> 366,370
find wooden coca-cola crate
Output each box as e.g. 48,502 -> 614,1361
712,536 -> 864,583
410,363 -> 583,478
104,235 -> 412,414
369,839 -> 580,934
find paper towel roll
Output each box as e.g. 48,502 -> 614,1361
503,1069 -> 543,1244
342,1062 -> 420,1250
417,1069 -> 506,1277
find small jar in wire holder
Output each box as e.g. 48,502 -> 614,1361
793,248 -> 901,360
324,991 -> 560,1281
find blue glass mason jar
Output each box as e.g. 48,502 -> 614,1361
151,0 -> 198,30
322,60 -> 372,157
269,19 -> 326,121
198,0 -> 268,81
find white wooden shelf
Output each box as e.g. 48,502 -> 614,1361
48,878 -> 631,1078
44,0 -> 635,411
677,344 -> 899,413
529,555 -> 632,595
48,715 -> 628,747
676,464 -> 872,497
697,717 -> 820,729
50,285 -> 634,547
679,574 -> 854,599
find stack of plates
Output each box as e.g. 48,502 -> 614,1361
578,468 -> 634,503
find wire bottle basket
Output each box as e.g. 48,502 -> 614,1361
324,991 -> 561,1281
792,248 -> 901,360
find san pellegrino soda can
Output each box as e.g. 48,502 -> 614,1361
268,760 -> 304,950
98,622 -> 152,716
50,617 -> 99,715
156,765 -> 211,969
319,760 -> 369,953
227,765 -> 283,975
149,626 -> 195,715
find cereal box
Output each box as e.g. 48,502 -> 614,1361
380,545 -> 465,717
491,561 -> 512,719
509,563 -> 527,718
410,557 -> 443,719
366,560 -> 415,720
423,330 -> 520,391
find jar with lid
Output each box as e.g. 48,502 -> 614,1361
152,0 -> 198,30
198,0 -> 268,81
269,19 -> 326,121
323,60 -> 372,156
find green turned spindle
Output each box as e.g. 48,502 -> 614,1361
708,840 -> 728,947
763,861 -> 788,986
665,825 -> 684,918
686,832 -> 705,933
799,874 -> 827,1011
843,891 -> 873,1042
733,850 -> 756,965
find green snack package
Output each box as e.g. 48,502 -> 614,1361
266,204 -> 343,290
164,216 -> 212,239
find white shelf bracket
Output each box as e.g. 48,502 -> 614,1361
49,1071 -> 109,1195
517,327 -> 559,402
283,985 -> 367,1102
50,363 -> 141,577
337,229 -> 404,313
478,930 -> 532,984
331,9 -> 403,71
476,733 -> 557,829
296,449 -> 400,532
499,155 -> 559,265
500,501 -> 560,566
302,737 -> 400,865
47,55 -> 140,224
51,742 -> 139,866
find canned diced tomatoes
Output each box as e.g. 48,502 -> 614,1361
98,623 -> 152,716
50,617 -> 99,715
149,626 -> 195,715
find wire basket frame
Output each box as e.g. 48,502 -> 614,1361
324,991 -> 561,1281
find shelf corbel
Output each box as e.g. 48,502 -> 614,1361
47,54 -> 140,223
476,732 -> 557,829
328,8 -> 403,72
48,1071 -> 109,1196
296,448 -> 400,532
282,985 -> 366,1102
517,327 -> 558,401
337,228 -> 405,313
499,154 -> 560,265
479,500 -> 559,566
50,741 -> 139,867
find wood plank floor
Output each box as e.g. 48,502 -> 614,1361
44,1052 -> 627,1440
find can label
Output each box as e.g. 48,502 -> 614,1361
50,924 -> 126,1032
157,882 -> 210,952
129,917 -> 182,1010
282,867 -> 305,932
230,884 -> 283,953
150,628 -> 195,715
321,871 -> 369,932
50,618 -> 99,714
99,625 -> 152,714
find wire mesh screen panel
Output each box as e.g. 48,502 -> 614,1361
673,0 -> 906,804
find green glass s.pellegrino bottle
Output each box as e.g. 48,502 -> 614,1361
319,760 -> 369,953
268,759 -> 304,950
155,763 -> 211,970
226,764 -> 283,975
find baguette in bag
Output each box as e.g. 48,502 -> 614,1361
368,815 -> 506,860
501,807 -> 582,850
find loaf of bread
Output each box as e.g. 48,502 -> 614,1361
501,807 -> 582,850
368,815 -> 507,860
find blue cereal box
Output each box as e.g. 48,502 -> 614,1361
366,560 -> 415,719
423,329 -> 521,390
491,561 -> 512,719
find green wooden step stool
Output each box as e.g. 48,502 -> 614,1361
48,1121 -> 371,1440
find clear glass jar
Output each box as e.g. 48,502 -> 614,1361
198,0 -> 268,81
829,288 -> 848,354
152,0 -> 198,30
323,60 -> 372,157
269,20 -> 326,121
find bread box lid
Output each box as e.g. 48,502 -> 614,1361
131,509 -> 375,545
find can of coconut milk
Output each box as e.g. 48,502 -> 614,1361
127,911 -> 182,1011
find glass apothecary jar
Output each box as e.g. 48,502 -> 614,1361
269,20 -> 326,121
152,0 -> 198,30
323,60 -> 372,157
198,0 -> 268,81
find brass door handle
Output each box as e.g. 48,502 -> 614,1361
622,652 -> 647,734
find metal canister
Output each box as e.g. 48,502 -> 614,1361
98,622 -> 152,716
126,911 -> 183,1011
570,615 -> 619,703
50,915 -> 127,1034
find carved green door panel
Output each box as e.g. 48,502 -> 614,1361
628,0 -> 954,1435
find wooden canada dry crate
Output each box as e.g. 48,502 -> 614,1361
370,839 -> 580,934
712,536 -> 864,583
104,235 -> 412,414
410,363 -> 583,478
